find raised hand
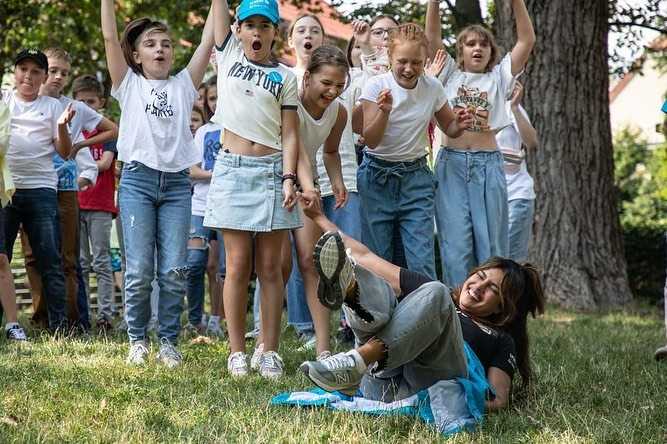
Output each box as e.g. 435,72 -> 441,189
57,103 -> 76,126
510,81 -> 524,108
377,89 -> 393,113
425,49 -> 447,78
352,20 -> 372,54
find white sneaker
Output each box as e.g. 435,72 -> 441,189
258,351 -> 284,380
313,231 -> 356,309
228,351 -> 249,377
156,338 -> 182,369
127,340 -> 149,366
299,351 -> 365,395
250,342 -> 264,370
5,325 -> 27,342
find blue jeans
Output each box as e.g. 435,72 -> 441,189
4,188 -> 66,330
186,215 -> 226,326
434,148 -> 509,288
508,198 -> 534,262
322,192 -> 362,241
119,162 -> 191,344
357,154 -> 436,279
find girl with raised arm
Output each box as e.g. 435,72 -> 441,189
101,0 -> 215,367
425,0 -> 536,288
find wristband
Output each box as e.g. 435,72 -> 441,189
281,173 -> 297,183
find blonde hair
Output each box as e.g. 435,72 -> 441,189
387,23 -> 428,59
43,47 -> 71,64
455,24 -> 499,73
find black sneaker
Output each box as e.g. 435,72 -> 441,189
313,231 -> 356,310
655,344 -> 667,361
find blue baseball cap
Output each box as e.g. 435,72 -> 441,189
237,0 -> 280,25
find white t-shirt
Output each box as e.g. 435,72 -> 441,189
359,72 -> 447,162
191,122 -> 223,217
54,96 -> 100,191
297,99 -> 340,178
438,54 -> 518,132
496,103 -> 535,201
111,69 -> 199,172
212,32 -> 298,150
1,90 -> 61,189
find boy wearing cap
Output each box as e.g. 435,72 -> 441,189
1,49 -> 75,333
23,47 -> 118,330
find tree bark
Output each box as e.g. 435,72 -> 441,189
495,0 -> 631,309
454,0 -> 483,28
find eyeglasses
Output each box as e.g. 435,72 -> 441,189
370,27 -> 394,38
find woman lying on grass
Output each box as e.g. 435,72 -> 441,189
299,204 -> 545,411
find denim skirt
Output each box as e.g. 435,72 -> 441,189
204,151 -> 303,232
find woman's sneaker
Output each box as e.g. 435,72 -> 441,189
5,324 -> 27,342
258,351 -> 284,379
228,351 -> 249,377
299,350 -> 366,395
156,338 -> 182,368
313,231 -> 356,309
127,340 -> 150,366
250,343 -> 264,370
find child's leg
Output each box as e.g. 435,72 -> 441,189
255,230 -> 289,353
293,218 -> 330,354
119,168 -> 158,343
155,172 -> 191,344
88,211 -> 114,322
57,191 -> 80,323
222,230 -> 253,353
186,215 -> 209,327
207,237 -> 223,318
507,198 -> 534,262
0,254 -> 19,324
79,211 -> 93,296
20,228 -> 47,326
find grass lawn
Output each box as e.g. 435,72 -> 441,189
1,305 -> 666,443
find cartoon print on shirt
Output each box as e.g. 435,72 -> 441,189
145,88 -> 174,118
452,85 -> 490,132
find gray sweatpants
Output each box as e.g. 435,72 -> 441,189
343,265 -> 468,402
80,210 -> 114,321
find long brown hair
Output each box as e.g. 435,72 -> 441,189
452,257 -> 545,389
120,18 -> 170,75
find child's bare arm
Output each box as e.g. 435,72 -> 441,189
322,106 -> 348,208
190,164 -> 212,180
425,0 -> 445,58
510,0 -> 536,75
362,90 -> 392,149
101,0 -> 128,89
97,151 -> 115,172
213,0 -> 231,48
55,104 -> 75,158
72,117 -> 118,157
187,2 -> 215,87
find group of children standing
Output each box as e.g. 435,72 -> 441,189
0,0 -> 538,381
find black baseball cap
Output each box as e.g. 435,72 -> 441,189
14,49 -> 48,71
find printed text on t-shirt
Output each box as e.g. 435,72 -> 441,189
227,62 -> 284,101
145,89 -> 174,118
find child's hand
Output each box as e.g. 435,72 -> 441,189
332,182 -> 348,209
377,89 -> 393,113
352,20 -> 372,53
58,103 -> 76,126
425,49 -> 447,78
77,177 -> 92,191
455,108 -> 474,131
282,180 -> 297,210
299,189 -> 323,219
510,81 -> 524,109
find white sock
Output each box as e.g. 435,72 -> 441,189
5,322 -> 19,331
347,349 -> 368,373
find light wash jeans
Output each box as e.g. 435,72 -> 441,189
435,148 -> 509,288
119,162 -> 191,344
80,210 -> 114,321
508,198 -> 534,263
344,265 -> 468,402
358,154 -> 436,279
186,215 -> 226,326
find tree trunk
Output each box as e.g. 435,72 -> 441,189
454,0 -> 483,28
495,0 -> 631,309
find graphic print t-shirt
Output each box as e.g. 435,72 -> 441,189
438,54 -> 518,132
191,122 -> 222,217
111,69 -> 199,172
211,32 -> 298,150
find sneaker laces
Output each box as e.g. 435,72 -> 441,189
129,342 -> 149,360
260,351 -> 284,372
159,338 -> 182,361
7,325 -> 27,341
321,353 -> 355,372
228,352 -> 248,371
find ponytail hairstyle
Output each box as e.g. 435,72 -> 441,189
452,257 -> 545,389
387,23 -> 429,61
203,75 -> 218,120
120,18 -> 171,75
455,24 -> 499,73
303,45 -> 350,91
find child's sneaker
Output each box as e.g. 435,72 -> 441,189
258,351 -> 284,380
655,344 -> 667,361
228,351 -> 249,377
5,324 -> 27,342
127,340 -> 149,366
156,338 -> 182,368
313,231 -> 356,309
250,342 -> 264,370
299,350 -> 366,395
206,317 -> 225,338
316,350 -> 332,361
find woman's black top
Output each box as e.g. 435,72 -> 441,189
399,268 -> 517,378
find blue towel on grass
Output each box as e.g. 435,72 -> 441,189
272,342 -> 490,437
